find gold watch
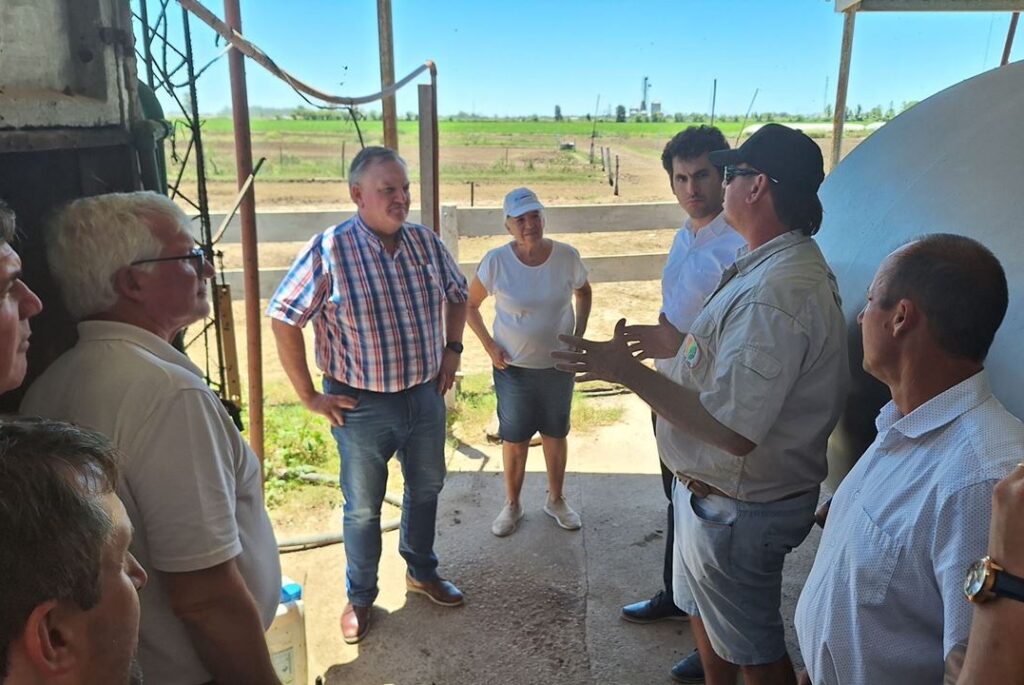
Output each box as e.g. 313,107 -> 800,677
964,556 -> 1024,604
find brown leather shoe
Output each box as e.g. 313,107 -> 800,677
405,573 -> 465,607
340,602 -> 371,644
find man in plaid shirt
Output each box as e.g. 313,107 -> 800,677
268,146 -> 469,645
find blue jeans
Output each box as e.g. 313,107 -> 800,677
323,377 -> 448,606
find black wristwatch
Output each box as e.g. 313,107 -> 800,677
964,556 -> 1024,603
445,340 -> 464,354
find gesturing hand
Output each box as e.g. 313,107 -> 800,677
304,392 -> 358,428
552,318 -> 637,384
621,313 -> 686,360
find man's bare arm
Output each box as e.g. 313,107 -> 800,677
271,318 -> 355,426
163,559 -> 281,685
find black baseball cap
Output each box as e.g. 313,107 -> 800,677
708,123 -> 825,194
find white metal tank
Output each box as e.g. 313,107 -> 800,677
816,61 -> 1024,487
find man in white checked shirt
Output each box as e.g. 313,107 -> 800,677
268,146 -> 469,645
795,235 -> 1024,685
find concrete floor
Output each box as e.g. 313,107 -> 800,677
280,395 -> 823,685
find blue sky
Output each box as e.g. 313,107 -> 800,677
142,1 -> 1022,117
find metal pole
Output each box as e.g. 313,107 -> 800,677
1002,12 -> 1020,67
223,0 -> 264,465
710,78 -> 717,127
377,0 -> 398,150
831,9 -> 856,172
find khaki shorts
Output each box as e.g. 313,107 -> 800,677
672,484 -> 818,665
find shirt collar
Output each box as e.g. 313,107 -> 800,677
353,212 -> 406,252
875,370 -> 993,439
685,211 -> 731,243
734,230 -> 808,276
75,320 -> 205,379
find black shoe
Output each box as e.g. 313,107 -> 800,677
670,650 -> 705,684
620,590 -> 689,623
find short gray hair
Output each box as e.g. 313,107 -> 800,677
0,199 -> 15,245
46,192 -> 192,320
348,146 -> 407,187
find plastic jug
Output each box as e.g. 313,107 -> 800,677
265,576 -> 308,685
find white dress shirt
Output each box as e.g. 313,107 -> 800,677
795,371 -> 1024,685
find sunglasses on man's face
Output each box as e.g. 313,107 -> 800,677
723,165 -> 779,185
130,247 -> 210,273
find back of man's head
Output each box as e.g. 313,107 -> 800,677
882,234 -> 1008,363
0,418 -> 119,681
661,125 -> 729,176
46,191 -> 187,321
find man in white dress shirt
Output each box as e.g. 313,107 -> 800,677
617,126 -> 744,683
795,234 -> 1024,685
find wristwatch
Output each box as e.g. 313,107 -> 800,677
445,340 -> 464,354
963,556 -> 1024,603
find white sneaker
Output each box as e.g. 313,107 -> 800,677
491,501 -> 524,537
543,496 -> 582,530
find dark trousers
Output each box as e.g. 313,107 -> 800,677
652,412 -> 675,598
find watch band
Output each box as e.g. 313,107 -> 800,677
993,566 -> 1024,603
445,340 -> 464,354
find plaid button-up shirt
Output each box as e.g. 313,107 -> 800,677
267,214 -> 468,392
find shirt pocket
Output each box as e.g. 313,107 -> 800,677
840,505 -> 902,606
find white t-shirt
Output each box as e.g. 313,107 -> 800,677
476,240 -> 588,369
22,321 -> 281,685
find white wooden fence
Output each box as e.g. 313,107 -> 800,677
214,202 -> 682,298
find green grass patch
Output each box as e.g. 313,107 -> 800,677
262,401 -> 336,508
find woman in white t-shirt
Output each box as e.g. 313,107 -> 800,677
467,187 -> 592,537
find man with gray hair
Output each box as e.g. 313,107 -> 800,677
21,191 -> 282,685
0,200 -> 43,394
269,146 -> 469,644
0,417 -> 147,685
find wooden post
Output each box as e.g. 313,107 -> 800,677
831,8 -> 856,172
418,83 -> 440,231
377,0 -> 398,150
440,204 -> 460,408
1002,12 -> 1020,67
469,181 -> 475,207
614,155 -> 620,196
341,140 -> 347,178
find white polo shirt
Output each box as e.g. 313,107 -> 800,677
22,321 -> 280,685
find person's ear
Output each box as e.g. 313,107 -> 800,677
891,298 -> 917,338
748,175 -> 770,205
113,265 -> 146,303
350,183 -> 363,207
18,600 -> 79,677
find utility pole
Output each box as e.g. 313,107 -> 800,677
377,0 -> 398,150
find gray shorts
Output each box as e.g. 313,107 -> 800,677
672,483 -> 818,666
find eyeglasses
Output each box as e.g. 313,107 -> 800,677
723,165 -> 779,185
130,247 -> 209,273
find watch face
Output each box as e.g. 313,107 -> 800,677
964,559 -> 988,599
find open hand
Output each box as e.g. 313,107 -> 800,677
622,313 -> 685,360
553,318 -> 636,384
305,392 -> 358,428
